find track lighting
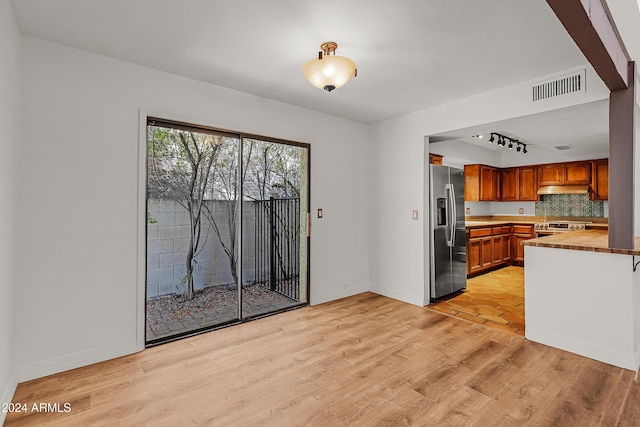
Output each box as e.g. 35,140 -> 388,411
483,132 -> 528,154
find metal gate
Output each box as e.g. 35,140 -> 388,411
254,197 -> 300,301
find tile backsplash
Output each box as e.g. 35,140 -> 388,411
535,194 -> 604,218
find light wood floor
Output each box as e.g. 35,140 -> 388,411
6,292 -> 640,426
429,266 -> 525,335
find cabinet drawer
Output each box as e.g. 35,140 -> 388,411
501,226 -> 512,234
512,225 -> 533,235
469,228 -> 492,238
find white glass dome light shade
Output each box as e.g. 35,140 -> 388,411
302,42 -> 357,92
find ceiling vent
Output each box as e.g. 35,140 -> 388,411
554,144 -> 575,151
531,69 -> 586,102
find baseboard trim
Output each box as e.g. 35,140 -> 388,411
311,285 -> 369,306
17,341 -> 143,383
526,327 -> 635,370
369,283 -> 423,307
1,368 -> 18,425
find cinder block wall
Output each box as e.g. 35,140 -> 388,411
146,199 -> 264,298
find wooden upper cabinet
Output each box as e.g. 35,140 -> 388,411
501,166 -> 537,201
429,153 -> 443,165
464,164 -> 500,201
501,168 -> 519,201
480,166 -> 500,201
538,161 -> 591,186
591,159 -> 608,200
538,164 -> 565,186
565,161 -> 591,185
464,164 -> 480,201
518,166 -> 538,201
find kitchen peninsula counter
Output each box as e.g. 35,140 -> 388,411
523,229 -> 640,255
523,229 -> 640,371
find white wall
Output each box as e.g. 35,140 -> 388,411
369,65 -> 610,306
525,246 -> 637,370
16,37 -> 370,381
0,0 -> 20,418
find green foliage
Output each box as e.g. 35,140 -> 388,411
147,211 -> 158,224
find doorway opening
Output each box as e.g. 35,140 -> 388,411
145,118 -> 310,345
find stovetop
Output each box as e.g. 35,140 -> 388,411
534,220 -> 591,231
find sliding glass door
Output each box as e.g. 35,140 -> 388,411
145,119 -> 309,345
241,138 -> 309,319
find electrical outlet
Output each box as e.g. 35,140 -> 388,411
519,207 -> 525,214
466,207 -> 470,215
317,208 -> 323,218
412,210 -> 419,220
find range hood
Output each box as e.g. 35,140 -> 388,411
537,185 -> 591,195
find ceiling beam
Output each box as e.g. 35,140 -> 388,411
546,0 -> 630,91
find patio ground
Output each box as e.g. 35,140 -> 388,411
146,282 -> 298,341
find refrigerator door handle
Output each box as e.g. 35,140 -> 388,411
450,184 -> 457,247
445,184 -> 454,247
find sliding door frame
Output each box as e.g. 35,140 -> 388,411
137,111 -> 311,347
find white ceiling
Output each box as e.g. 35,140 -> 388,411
10,0 -> 589,124
430,99 -> 610,164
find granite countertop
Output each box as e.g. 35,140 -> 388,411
522,229 -> 640,256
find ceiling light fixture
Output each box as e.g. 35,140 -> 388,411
303,41 -> 357,92
486,132 -> 528,154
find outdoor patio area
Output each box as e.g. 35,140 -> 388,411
146,282 -> 299,341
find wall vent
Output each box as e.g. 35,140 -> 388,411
554,144 -> 575,151
531,69 -> 586,102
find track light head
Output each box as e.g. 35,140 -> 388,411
486,132 -> 527,154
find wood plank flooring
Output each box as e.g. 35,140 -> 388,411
6,292 -> 640,426
429,266 -> 525,335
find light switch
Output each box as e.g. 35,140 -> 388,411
317,208 -> 323,218
412,210 -> 419,220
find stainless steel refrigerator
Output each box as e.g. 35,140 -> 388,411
429,164 -> 466,300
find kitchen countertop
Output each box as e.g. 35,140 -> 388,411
465,220 -> 535,227
465,216 -> 608,229
522,229 -> 640,256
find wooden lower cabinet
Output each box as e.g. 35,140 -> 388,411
511,225 -> 535,266
501,233 -> 511,262
467,237 -> 482,274
466,224 -> 533,276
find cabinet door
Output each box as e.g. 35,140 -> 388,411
519,166 -> 538,201
591,159 -> 608,200
501,234 -> 511,262
501,168 -> 519,201
538,164 -> 564,186
464,164 -> 480,202
480,166 -> 500,201
565,161 -> 591,185
492,235 -> 503,265
481,236 -> 493,268
511,235 -> 527,263
467,237 -> 482,273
